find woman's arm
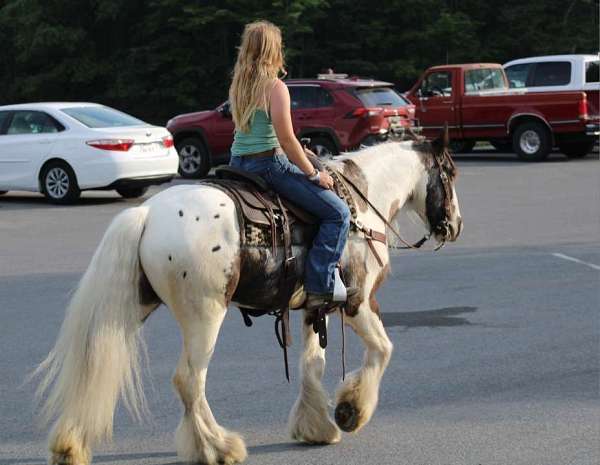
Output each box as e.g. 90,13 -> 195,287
270,79 -> 334,189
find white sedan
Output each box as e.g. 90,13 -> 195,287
0,102 -> 179,203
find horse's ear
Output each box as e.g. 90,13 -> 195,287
432,122 -> 450,154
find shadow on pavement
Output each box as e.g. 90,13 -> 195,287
382,306 -> 477,328
0,443 -> 317,465
0,195 -> 133,211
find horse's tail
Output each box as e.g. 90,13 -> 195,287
31,206 -> 150,454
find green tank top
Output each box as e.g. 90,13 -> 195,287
231,109 -> 280,156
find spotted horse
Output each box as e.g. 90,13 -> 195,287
32,128 -> 462,465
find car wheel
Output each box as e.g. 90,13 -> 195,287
512,122 -> 551,162
309,136 -> 337,158
116,186 -> 149,198
490,139 -> 513,152
177,137 -> 210,178
41,162 -> 80,204
449,140 -> 476,153
558,140 -> 595,159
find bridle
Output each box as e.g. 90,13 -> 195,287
335,147 -> 456,257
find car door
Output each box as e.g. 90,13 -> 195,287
0,110 -> 63,190
413,70 -> 459,139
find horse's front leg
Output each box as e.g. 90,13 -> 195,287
288,310 -> 341,444
171,297 -> 247,465
334,298 -> 393,433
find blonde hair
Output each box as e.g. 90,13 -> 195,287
229,21 -> 285,132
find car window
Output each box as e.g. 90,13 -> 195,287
505,63 -> 533,88
356,87 -> 408,107
0,111 -> 9,133
585,61 -> 599,83
288,86 -> 324,109
61,106 -> 146,128
6,111 -> 63,135
421,72 -> 453,97
531,61 -> 571,86
316,87 -> 334,107
464,68 -> 506,93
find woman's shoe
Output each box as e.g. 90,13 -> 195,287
305,287 -> 359,311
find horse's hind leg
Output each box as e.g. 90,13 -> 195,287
334,303 -> 393,433
288,311 -> 341,444
171,297 -> 247,465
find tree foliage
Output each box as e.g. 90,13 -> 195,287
0,0 -> 597,124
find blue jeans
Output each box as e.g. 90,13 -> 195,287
230,154 -> 350,295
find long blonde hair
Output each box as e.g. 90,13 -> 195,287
229,21 -> 285,133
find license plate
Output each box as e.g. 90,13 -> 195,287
137,143 -> 161,154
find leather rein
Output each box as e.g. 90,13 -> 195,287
335,149 -> 455,265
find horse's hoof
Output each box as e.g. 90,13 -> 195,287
334,401 -> 359,432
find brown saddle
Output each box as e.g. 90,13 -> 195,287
201,166 -> 324,381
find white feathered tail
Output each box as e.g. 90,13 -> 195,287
31,206 -> 150,458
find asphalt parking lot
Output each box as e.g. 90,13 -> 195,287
0,149 -> 598,465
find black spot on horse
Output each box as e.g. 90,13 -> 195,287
214,214 -> 220,219
183,271 -> 187,279
168,255 -> 172,261
219,203 -> 226,207
212,245 -> 221,252
196,216 -> 199,221
178,210 -> 183,217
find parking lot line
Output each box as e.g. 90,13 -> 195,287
551,252 -> 600,271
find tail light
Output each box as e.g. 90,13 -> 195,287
162,135 -> 174,148
579,96 -> 589,120
346,107 -> 383,118
86,139 -> 134,151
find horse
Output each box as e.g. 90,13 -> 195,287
32,128 -> 462,465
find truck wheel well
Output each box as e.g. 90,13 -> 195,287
508,115 -> 552,137
173,131 -> 209,152
300,130 -> 340,152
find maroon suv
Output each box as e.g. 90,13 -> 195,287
167,75 -> 417,178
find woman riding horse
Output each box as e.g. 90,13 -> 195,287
228,20 -> 356,310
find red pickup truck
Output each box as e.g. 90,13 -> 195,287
406,63 -> 599,161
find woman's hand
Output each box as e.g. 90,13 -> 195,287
317,170 -> 334,189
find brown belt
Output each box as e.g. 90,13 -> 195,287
243,148 -> 276,159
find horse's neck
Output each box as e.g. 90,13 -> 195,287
338,142 -> 426,219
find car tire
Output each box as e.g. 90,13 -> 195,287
309,136 -> 338,158
512,121 -> 552,162
558,140 -> 595,159
116,186 -> 149,198
41,162 -> 81,204
490,139 -> 513,153
177,137 -> 210,178
449,140 -> 476,153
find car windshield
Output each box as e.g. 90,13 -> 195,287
355,87 -> 408,107
465,68 -> 506,93
61,106 -> 147,128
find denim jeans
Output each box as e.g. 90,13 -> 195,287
230,154 -> 350,295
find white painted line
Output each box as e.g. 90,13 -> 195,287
552,253 -> 600,271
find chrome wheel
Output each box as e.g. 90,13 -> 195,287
45,167 -> 70,199
179,145 -> 202,174
519,130 -> 541,155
